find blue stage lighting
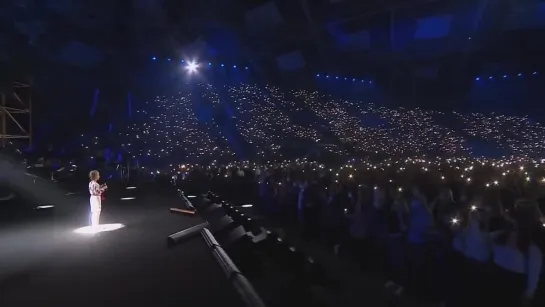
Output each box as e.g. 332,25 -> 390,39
208,62 -> 212,66
344,77 -> 347,80
233,65 -> 237,68
326,75 -> 329,78
533,72 -> 538,75
475,77 -> 480,81
152,57 -> 156,60
316,74 -> 320,77
245,67 -> 248,70
352,78 -> 355,81
221,64 -> 224,67
167,58 -> 171,61
335,77 -> 339,79
518,73 -> 522,77
489,76 -> 493,79
503,75 -> 507,78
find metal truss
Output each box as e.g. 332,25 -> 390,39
0,81 -> 32,148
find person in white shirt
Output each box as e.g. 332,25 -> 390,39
89,170 -> 107,228
488,199 -> 543,306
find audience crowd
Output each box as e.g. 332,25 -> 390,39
188,159 -> 545,306
108,83 -> 545,166
66,83 -> 545,306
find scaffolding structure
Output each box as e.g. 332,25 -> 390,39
0,81 -> 32,148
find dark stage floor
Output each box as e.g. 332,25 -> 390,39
0,179 -> 243,307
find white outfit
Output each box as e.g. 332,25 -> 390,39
90,195 -> 101,213
89,181 -> 103,227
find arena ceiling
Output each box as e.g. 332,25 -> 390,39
0,0 -> 544,84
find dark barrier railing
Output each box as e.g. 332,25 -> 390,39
201,228 -> 267,307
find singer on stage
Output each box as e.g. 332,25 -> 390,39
89,170 -> 107,228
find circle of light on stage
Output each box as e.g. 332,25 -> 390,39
74,223 -> 125,235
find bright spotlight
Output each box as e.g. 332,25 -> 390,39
126,186 -> 137,190
74,223 -> 125,235
242,204 -> 253,208
185,61 -> 199,73
120,197 -> 136,200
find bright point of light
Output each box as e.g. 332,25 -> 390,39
74,224 -> 125,235
36,205 -> 54,209
120,197 -> 136,200
470,205 -> 477,211
187,195 -> 196,198
126,186 -> 137,190
185,61 -> 199,73
451,218 -> 459,225
242,204 -> 253,208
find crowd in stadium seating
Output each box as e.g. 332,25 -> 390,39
110,83 -> 545,167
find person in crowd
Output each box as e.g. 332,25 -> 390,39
322,182 -> 348,255
89,170 -> 107,229
448,194 -> 494,305
488,199 -> 543,306
349,185 -> 372,253
431,187 -> 458,236
384,187 -> 409,296
482,191 -> 511,232
404,185 -> 434,297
